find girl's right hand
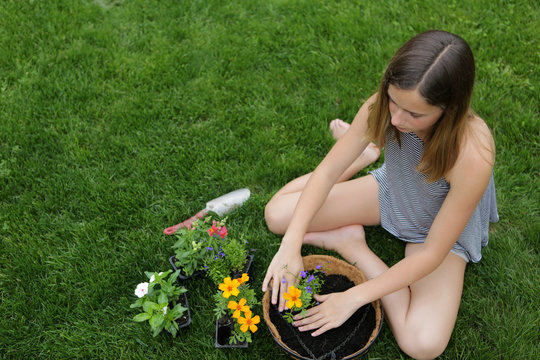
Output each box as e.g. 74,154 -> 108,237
262,246 -> 304,312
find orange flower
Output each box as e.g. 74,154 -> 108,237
227,298 -> 250,318
237,310 -> 260,333
283,285 -> 302,309
218,277 -> 240,298
237,273 -> 249,284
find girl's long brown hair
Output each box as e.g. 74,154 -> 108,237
367,30 -> 476,182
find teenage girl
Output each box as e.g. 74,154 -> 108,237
262,30 -> 498,359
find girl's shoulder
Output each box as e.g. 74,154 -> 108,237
446,113 -> 495,183
463,114 -> 495,159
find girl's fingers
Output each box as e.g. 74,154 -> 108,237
293,311 -> 322,327
298,318 -> 327,333
311,323 -> 334,337
294,304 -> 319,320
271,273 -> 280,305
294,294 -> 326,319
262,271 -> 270,293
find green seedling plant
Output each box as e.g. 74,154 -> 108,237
131,270 -> 188,337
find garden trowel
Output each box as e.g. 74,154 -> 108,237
163,188 -> 251,235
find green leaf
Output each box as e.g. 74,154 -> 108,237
143,301 -> 157,313
167,323 -> 178,338
152,324 -> 164,337
171,304 -> 187,318
158,292 -> 168,305
149,312 -> 165,330
130,298 -> 143,308
162,282 -> 172,293
132,313 -> 151,322
170,270 -> 180,283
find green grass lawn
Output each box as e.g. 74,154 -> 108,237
0,0 -> 538,358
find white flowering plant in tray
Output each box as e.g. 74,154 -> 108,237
131,270 -> 189,337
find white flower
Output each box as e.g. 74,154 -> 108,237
149,272 -> 163,283
162,306 -> 168,315
134,282 -> 149,298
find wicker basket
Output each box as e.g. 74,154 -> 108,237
263,255 -> 383,359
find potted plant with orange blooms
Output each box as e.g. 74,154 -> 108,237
213,273 -> 260,348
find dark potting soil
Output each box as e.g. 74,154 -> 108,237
268,274 -> 376,359
216,316 -> 234,345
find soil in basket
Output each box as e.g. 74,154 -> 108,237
269,274 -> 376,359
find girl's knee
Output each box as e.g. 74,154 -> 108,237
264,200 -> 289,235
397,330 -> 449,360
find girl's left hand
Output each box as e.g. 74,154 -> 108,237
292,291 -> 361,337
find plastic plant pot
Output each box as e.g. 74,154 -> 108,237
169,256 -> 206,281
214,315 -> 248,348
176,292 -> 192,329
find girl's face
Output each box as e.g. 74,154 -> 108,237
387,85 -> 444,141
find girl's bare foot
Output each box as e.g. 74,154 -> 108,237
358,142 -> 381,167
336,141 -> 381,182
329,119 -> 380,174
330,119 -> 350,140
303,225 -> 368,264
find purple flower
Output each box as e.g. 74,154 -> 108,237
315,265 -> 322,270
305,286 -> 312,294
281,278 -> 286,284
206,246 -> 213,251
307,275 -> 315,283
300,271 -> 308,279
219,251 -> 225,258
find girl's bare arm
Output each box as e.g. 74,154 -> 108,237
262,94 -> 377,309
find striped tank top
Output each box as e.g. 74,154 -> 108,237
369,131 -> 499,262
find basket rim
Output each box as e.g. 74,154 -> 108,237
262,255 -> 384,359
